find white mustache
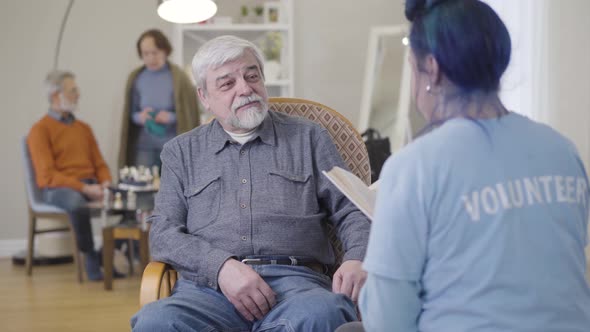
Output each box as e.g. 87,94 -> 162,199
231,94 -> 263,112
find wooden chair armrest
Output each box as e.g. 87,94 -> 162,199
139,261 -> 176,307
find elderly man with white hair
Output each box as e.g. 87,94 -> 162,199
27,70 -> 113,281
131,35 -> 371,331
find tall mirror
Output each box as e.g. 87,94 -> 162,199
359,25 -> 425,154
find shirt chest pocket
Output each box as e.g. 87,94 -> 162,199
183,174 -> 221,232
266,170 -> 317,215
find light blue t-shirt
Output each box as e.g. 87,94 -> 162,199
362,113 -> 590,331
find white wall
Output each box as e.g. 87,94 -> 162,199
545,1 -> 590,168
486,0 -> 590,167
294,0 -> 405,122
484,0 -> 550,121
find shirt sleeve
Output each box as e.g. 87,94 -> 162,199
148,141 -> 233,289
313,128 -> 371,261
359,273 -> 421,332
27,124 -> 85,191
363,151 -> 430,281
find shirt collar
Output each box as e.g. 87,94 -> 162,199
209,111 -> 277,154
48,109 -> 76,124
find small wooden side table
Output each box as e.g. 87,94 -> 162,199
97,185 -> 156,290
102,223 -> 150,290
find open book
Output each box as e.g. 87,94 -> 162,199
322,166 -> 379,221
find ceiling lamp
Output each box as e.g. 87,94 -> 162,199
157,0 -> 218,24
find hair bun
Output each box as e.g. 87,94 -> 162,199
405,0 -> 427,21
405,0 -> 451,21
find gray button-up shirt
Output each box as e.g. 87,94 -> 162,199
149,110 -> 370,289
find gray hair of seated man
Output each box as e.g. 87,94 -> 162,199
191,35 -> 265,94
45,70 -> 75,102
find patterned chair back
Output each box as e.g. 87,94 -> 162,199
269,98 -> 371,269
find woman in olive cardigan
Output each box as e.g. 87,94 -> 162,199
118,29 -> 200,170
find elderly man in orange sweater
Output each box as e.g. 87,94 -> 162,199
27,70 -> 112,281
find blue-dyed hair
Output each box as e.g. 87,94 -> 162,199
406,0 -> 511,93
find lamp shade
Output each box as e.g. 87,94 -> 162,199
157,0 -> 217,24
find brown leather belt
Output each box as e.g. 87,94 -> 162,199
239,256 -> 326,274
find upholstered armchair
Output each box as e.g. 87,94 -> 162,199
140,97 -> 371,307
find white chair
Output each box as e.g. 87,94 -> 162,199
21,137 -> 83,282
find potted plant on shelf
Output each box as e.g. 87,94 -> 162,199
240,5 -> 249,23
253,5 -> 264,24
260,32 -> 283,81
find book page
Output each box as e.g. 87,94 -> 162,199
322,166 -> 377,220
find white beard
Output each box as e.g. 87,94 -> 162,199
229,94 -> 268,130
59,93 -> 78,113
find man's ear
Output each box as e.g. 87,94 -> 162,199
424,54 -> 442,86
196,87 -> 209,111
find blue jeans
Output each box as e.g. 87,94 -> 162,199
131,264 -> 358,331
42,185 -> 94,253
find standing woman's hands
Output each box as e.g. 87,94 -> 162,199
154,110 -> 173,124
138,107 -> 154,125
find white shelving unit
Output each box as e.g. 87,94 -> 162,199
170,0 -> 294,97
